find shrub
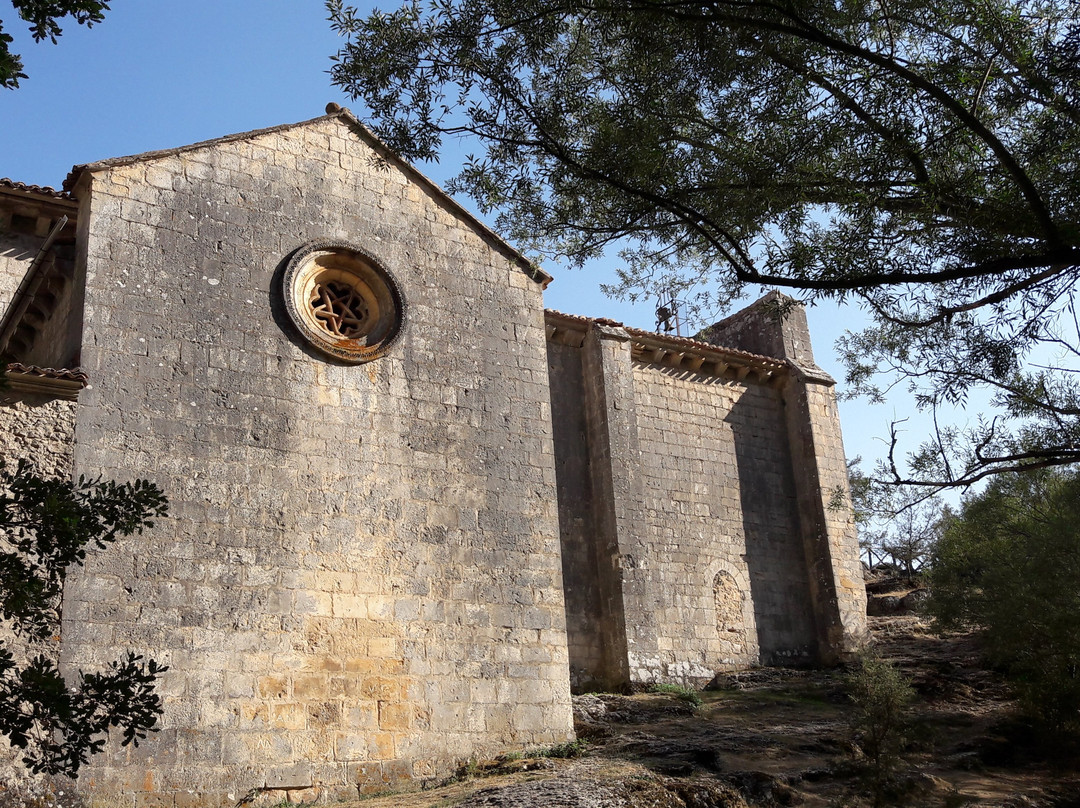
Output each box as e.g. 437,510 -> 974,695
0,461 -> 169,776
847,652 -> 913,804
646,682 -> 703,708
927,468 -> 1080,735
535,739 -> 588,759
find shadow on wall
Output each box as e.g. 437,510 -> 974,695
727,391 -> 817,666
0,237 -> 37,261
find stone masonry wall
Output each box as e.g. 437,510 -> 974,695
61,115 -> 573,807
626,362 -> 816,681
0,392 -> 77,780
0,393 -> 76,479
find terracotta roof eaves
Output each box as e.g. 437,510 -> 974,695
625,326 -> 787,371
544,309 -> 786,371
0,178 -> 76,206
4,363 -> 88,400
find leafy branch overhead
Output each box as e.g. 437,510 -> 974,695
328,0 -> 1080,488
0,1 -> 111,89
0,461 -> 168,777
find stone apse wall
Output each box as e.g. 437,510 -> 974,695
56,111 -> 573,806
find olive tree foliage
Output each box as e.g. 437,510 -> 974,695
0,461 -> 167,777
927,468 -> 1080,734
848,458 -> 944,576
328,0 -> 1080,489
0,1 -> 110,89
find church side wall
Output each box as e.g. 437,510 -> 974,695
626,362 -> 817,682
62,118 -> 572,807
0,194 -> 78,346
17,245 -> 83,370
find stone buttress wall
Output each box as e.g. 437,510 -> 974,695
701,292 -> 867,661
60,116 -> 572,806
547,341 -> 610,691
627,362 -> 816,680
784,373 -> 867,659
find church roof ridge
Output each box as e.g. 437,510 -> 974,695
61,105 -> 553,288
62,113 -> 344,191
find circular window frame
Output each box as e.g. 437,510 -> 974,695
282,240 -> 406,364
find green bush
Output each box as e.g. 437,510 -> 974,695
535,739 -> 588,758
847,652 -> 913,804
0,461 -> 169,777
646,682 -> 703,708
927,468 -> 1080,735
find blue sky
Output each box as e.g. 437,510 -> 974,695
0,0 -> 936,471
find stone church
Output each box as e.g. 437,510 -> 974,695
0,106 -> 866,806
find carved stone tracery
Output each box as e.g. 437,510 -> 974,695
310,280 -> 371,338
281,240 -> 405,364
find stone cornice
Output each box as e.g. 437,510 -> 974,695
544,309 -> 791,386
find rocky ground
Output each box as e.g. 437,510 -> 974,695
340,605 -> 1080,808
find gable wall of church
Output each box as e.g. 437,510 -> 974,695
58,119 -> 573,806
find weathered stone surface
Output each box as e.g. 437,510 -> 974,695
0,393 -> 76,479
0,392 -> 77,784
453,772 -> 749,808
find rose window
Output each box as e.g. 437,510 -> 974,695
281,240 -> 405,363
